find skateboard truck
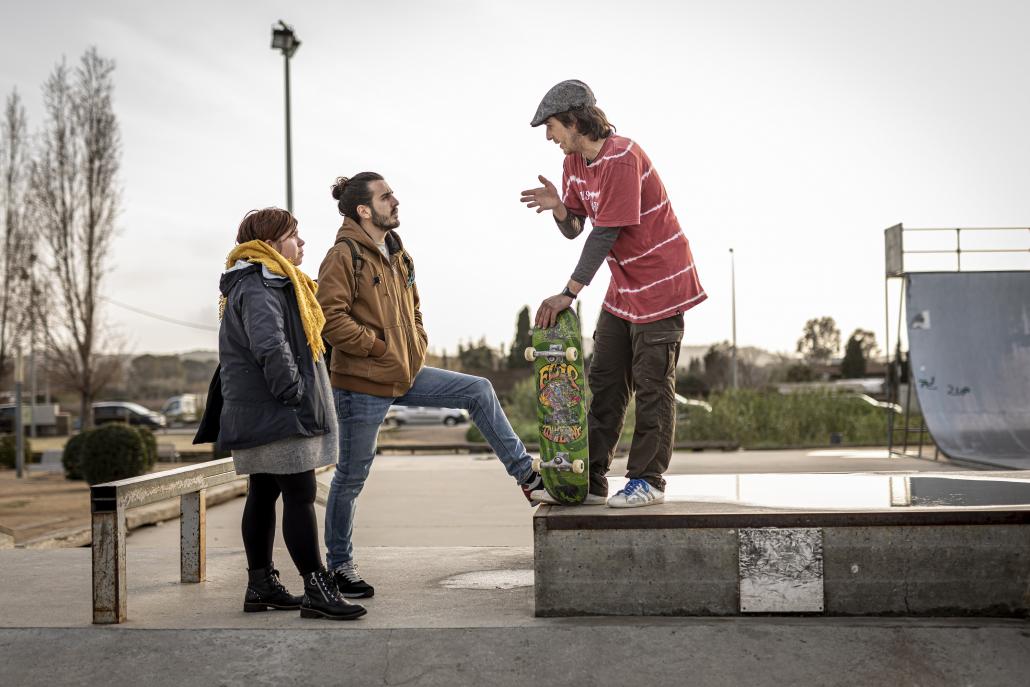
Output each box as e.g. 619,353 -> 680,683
532,452 -> 585,474
524,344 -> 579,363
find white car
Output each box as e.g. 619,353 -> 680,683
384,405 -> 470,426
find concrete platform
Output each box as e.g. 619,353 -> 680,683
535,472 -> 1030,617
2,449 -> 1026,685
1,546 -> 1028,686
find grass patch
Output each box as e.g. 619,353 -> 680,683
469,380 -> 892,450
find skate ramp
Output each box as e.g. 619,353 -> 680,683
906,272 -> 1030,468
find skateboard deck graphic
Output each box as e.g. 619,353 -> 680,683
524,308 -> 588,504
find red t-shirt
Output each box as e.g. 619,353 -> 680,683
562,135 -> 706,323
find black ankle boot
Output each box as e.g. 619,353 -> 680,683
244,563 -> 302,612
301,568 -> 367,621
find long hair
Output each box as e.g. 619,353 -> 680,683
554,105 -> 615,141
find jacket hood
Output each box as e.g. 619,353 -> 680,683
219,260 -> 290,296
334,217 -> 405,255
219,261 -> 259,296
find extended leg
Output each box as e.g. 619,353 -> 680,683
397,366 -> 535,484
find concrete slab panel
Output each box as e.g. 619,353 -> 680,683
823,525 -> 1030,615
535,527 -> 738,616
739,528 -> 824,613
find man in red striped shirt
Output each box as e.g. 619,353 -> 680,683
521,79 -> 706,508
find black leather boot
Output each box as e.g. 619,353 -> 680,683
243,564 -> 303,612
300,568 -> 367,620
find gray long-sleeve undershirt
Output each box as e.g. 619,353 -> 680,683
556,212 -> 621,286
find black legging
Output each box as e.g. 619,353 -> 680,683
241,471 -> 321,576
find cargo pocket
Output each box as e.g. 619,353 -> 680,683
639,330 -> 681,380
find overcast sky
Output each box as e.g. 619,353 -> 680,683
3,0 -> 1029,359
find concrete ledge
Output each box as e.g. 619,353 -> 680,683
534,473 -> 1030,617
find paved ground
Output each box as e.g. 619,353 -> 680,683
125,448 -> 967,551
4,447 -> 1023,687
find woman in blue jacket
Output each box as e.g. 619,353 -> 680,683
212,207 -> 364,621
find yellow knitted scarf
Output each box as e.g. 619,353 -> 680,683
220,240 -> 326,360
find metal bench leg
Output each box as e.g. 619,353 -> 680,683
92,504 -> 126,624
180,489 -> 206,583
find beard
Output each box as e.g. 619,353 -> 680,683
371,207 -> 400,231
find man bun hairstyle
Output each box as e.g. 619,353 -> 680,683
331,172 -> 384,218
554,105 -> 615,142
236,207 -> 296,244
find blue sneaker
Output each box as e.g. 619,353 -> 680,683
607,479 -> 665,508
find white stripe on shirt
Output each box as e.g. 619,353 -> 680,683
640,198 -> 669,217
607,233 -> 684,266
604,291 -> 708,321
615,264 -> 696,294
590,140 -> 635,165
562,175 -> 587,203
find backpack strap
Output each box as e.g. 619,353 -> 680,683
335,236 -> 365,297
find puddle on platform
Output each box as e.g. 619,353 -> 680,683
439,569 -> 534,590
646,473 -> 1030,510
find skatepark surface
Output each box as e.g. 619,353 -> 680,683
2,448 -> 1028,686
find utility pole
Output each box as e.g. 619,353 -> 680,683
28,279 -> 37,438
730,248 -> 738,389
14,347 -> 24,478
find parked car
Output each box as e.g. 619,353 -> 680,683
92,402 -> 167,429
0,404 -> 14,434
384,405 -> 470,426
161,394 -> 202,425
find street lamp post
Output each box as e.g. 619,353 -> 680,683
730,248 -> 738,389
271,20 -> 301,213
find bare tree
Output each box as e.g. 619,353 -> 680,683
0,89 -> 32,386
31,49 -> 121,426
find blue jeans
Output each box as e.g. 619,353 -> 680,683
324,366 -> 534,568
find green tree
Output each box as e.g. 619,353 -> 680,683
703,342 -> 732,391
459,337 -> 498,372
840,329 -> 877,379
676,357 -> 708,396
786,363 -> 817,382
507,306 -> 532,369
796,317 -> 841,364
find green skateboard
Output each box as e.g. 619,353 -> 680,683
523,308 -> 588,504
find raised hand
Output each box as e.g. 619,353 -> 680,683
520,175 -> 561,214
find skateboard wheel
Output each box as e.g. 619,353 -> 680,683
572,460 -> 585,474
565,347 -> 578,362
532,457 -> 542,472
524,347 -> 536,362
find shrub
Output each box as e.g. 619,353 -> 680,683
80,424 -> 149,485
62,431 -> 91,480
0,435 -> 31,470
136,427 -> 158,470
676,390 -> 890,448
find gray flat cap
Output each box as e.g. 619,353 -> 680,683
530,79 -> 596,127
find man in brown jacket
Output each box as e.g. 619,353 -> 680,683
317,172 -> 541,598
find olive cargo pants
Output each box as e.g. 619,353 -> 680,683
587,309 -> 684,494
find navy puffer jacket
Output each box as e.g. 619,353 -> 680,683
215,262 -> 331,450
